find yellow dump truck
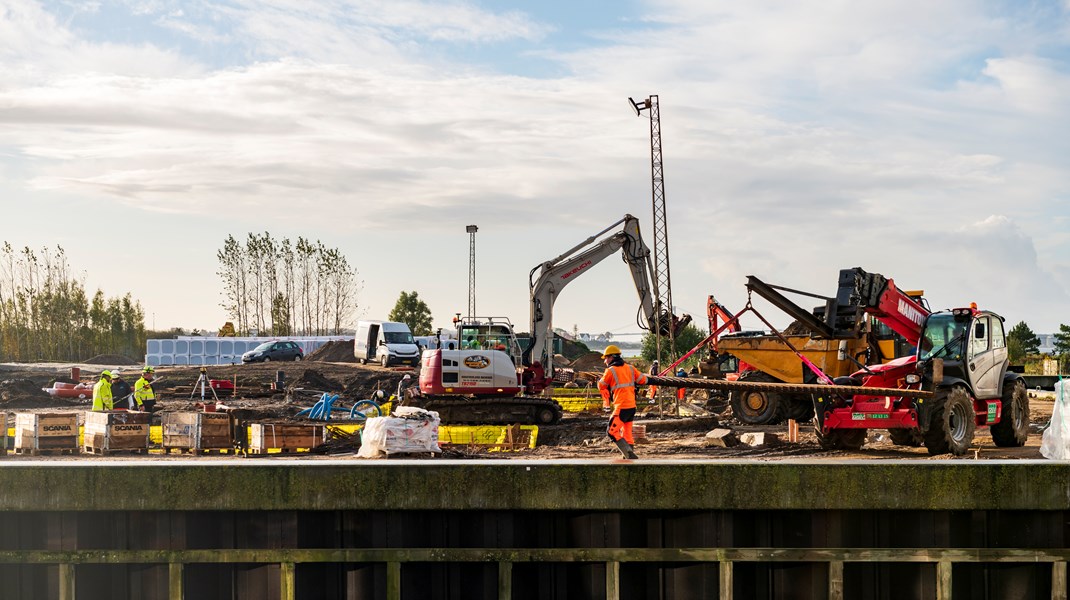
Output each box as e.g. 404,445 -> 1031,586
717,333 -> 871,424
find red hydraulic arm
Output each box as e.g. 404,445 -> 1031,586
707,295 -> 739,352
843,268 -> 929,348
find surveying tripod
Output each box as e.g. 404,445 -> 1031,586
190,367 -> 222,402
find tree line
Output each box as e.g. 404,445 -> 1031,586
216,233 -> 362,336
0,243 -> 146,362
1008,321 -> 1070,372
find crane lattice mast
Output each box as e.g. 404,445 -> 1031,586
630,94 -> 675,361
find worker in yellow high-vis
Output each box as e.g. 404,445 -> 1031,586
92,370 -> 114,411
133,366 -> 157,413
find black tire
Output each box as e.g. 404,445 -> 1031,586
729,371 -> 786,425
924,386 -> 975,456
294,355 -> 302,362
784,396 -> 815,422
359,358 -> 367,365
263,357 -> 271,363
815,427 -> 866,450
380,354 -> 389,368
888,428 -> 924,447
990,378 -> 1029,447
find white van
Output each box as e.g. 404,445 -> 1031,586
413,333 -> 458,351
354,320 -> 421,367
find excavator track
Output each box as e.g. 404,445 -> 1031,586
406,396 -> 564,425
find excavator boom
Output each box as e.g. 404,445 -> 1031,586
526,214 -> 689,377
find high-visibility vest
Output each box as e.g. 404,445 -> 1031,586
92,379 -> 113,411
598,364 -> 648,410
134,377 -> 155,407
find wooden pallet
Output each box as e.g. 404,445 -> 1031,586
243,447 -> 314,456
13,447 -> 76,456
161,446 -> 234,456
83,446 -> 148,456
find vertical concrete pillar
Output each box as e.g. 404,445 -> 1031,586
59,563 -> 75,600
1053,561 -> 1067,600
937,561 -> 952,600
498,561 -> 512,600
719,561 -> 733,600
605,561 -> 620,600
828,560 -> 843,600
169,562 -> 183,600
387,561 -> 401,600
280,562 -> 295,600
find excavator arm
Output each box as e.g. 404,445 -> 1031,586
707,295 -> 740,352
525,214 -> 689,377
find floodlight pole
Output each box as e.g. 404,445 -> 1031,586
629,94 -> 675,362
466,225 -> 478,318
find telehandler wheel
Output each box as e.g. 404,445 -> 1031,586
728,371 -> 786,425
990,378 -> 1029,447
888,428 -> 924,447
815,426 -> 866,451
924,386 -> 975,456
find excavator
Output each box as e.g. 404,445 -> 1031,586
410,214 -> 690,425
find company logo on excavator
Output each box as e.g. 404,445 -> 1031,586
560,260 -> 592,280
898,299 -> 925,326
463,355 -> 490,369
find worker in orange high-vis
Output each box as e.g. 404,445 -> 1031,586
598,345 -> 647,459
675,369 -> 688,402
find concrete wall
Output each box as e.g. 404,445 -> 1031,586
145,336 -> 351,366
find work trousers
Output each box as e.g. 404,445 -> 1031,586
607,407 -> 637,445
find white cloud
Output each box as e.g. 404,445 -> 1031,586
1,0 -> 1069,334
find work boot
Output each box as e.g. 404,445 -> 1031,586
614,438 -> 639,460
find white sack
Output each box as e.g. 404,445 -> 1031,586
357,407 -> 441,458
1041,379 -> 1070,460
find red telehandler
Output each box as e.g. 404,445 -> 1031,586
780,268 -> 1029,455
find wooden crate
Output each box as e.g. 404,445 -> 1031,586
14,412 -> 78,453
162,411 -> 234,452
83,411 -> 151,453
248,423 -> 325,454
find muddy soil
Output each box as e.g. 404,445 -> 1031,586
0,361 -> 1058,461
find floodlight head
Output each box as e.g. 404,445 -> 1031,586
466,224 -> 478,233
628,96 -> 648,116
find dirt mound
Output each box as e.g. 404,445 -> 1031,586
83,354 -> 139,365
0,377 -> 78,408
571,352 -> 605,371
287,369 -> 344,393
341,371 -> 410,397
306,341 -> 357,363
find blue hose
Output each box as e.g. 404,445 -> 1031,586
299,394 -> 379,421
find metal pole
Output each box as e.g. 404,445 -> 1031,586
466,225 -> 478,317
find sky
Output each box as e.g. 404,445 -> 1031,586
1,0 -> 1069,339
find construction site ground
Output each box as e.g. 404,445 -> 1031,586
0,354 -> 1056,461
